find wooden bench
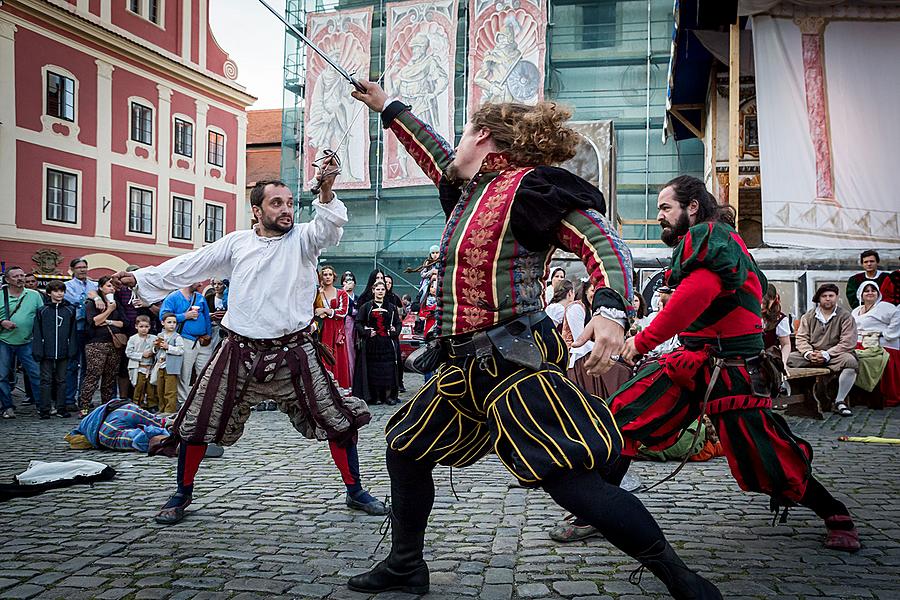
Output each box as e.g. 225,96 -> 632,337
782,367 -> 834,419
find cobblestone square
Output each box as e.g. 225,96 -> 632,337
1,381 -> 898,600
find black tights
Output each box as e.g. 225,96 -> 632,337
800,477 -> 850,520
585,456 -> 850,524
385,448 -> 669,560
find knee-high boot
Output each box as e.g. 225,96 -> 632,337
632,540 -> 723,600
544,470 -> 722,600
347,448 -> 434,594
348,516 -> 429,594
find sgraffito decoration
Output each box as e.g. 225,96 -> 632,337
304,7 -> 373,190
382,0 -> 458,188
468,0 -> 547,117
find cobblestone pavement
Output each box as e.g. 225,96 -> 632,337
0,378 -> 898,600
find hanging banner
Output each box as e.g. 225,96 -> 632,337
382,0 -> 458,188
303,7 -> 373,190
467,0 -> 547,118
754,16 -> 900,247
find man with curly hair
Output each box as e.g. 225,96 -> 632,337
346,82 -> 721,598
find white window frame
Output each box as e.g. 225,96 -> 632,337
171,195 -> 193,241
127,184 -> 156,238
40,64 -> 80,138
130,101 -> 153,145
127,0 -> 165,29
206,127 -> 226,169
203,201 -> 226,244
41,162 -> 82,229
46,71 -> 76,122
173,115 -> 194,158
126,95 -> 156,159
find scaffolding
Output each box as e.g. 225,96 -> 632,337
278,0 -> 704,291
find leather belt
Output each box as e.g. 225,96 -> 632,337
447,311 -> 547,371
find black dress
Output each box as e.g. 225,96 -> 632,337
352,300 -> 399,404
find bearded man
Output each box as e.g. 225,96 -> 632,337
345,82 -> 721,599
113,167 -> 388,525
594,176 -> 858,554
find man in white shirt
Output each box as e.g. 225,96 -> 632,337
114,168 -> 388,525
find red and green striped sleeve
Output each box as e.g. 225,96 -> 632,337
555,208 -> 635,319
381,101 -> 455,187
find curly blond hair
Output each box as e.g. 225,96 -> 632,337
470,101 -> 579,167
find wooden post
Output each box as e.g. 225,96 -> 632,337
728,20 -> 740,228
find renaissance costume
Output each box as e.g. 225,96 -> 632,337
319,287 -> 352,389
131,196 -> 387,524
607,221 -> 860,552
348,101 -> 721,599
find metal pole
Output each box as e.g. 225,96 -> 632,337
729,20 -> 740,228
643,0 -> 652,236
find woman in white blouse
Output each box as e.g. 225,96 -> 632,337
563,280 -> 631,399
546,279 -> 574,327
851,280 -> 899,406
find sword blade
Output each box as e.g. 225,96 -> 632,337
257,0 -> 365,92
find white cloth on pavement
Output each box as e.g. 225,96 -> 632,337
16,459 -> 109,485
133,198 -> 347,340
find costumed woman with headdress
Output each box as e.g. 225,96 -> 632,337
353,280 -> 400,405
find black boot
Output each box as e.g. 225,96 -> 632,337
347,525 -> 429,595
635,541 -> 722,600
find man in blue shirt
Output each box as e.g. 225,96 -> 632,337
63,258 -> 99,410
160,283 -> 213,406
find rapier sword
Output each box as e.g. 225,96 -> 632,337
256,0 -> 366,93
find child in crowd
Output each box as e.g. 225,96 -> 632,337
32,281 -> 78,418
126,315 -> 158,411
152,312 -> 184,415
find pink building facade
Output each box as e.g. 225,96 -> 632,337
0,0 -> 255,276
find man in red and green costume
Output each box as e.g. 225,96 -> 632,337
604,176 -> 859,553
346,83 -> 721,599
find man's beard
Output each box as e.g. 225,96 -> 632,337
261,213 -> 293,234
659,212 -> 691,247
445,161 -> 464,187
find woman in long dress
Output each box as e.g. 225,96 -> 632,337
352,281 -> 399,405
342,271 -> 358,382
851,280 -> 899,407
316,265 -> 352,389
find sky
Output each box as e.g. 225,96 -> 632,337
209,0 -> 287,110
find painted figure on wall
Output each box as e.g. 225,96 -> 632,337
468,0 -> 546,116
383,0 -> 458,187
303,9 -> 373,190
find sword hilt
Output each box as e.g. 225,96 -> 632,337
311,151 -> 342,196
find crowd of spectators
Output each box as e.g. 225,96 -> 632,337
2,248 -> 898,423
0,258 -> 229,421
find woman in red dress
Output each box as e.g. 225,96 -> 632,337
316,265 -> 352,389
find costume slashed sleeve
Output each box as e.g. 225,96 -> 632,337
381,101 -> 455,186
511,167 -> 633,318
297,196 -> 348,255
381,101 -> 461,218
134,236 -> 234,304
330,290 -> 349,319
633,269 -> 724,355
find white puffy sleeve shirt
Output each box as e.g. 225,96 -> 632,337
134,198 -> 347,339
